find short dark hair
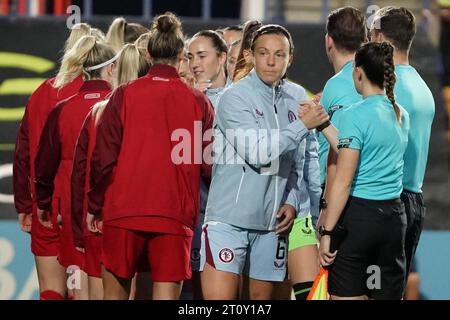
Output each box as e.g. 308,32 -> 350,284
373,6 -> 416,52
326,6 -> 367,53
251,24 -> 294,80
251,24 -> 294,55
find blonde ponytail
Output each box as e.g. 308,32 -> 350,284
91,27 -> 106,42
64,23 -> 92,52
106,17 -> 127,53
116,43 -> 150,85
55,35 -> 96,88
91,42 -> 150,122
135,33 -> 151,53
92,100 -> 109,124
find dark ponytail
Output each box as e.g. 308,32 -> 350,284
381,42 -> 401,123
355,41 -> 401,124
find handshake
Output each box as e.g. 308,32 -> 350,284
297,93 -> 330,131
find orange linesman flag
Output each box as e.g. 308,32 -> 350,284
307,267 -> 329,300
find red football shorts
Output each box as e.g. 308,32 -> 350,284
102,225 -> 192,282
83,235 -> 103,278
55,194 -> 84,269
30,207 -> 60,256
58,226 -> 84,269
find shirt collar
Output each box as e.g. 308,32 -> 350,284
248,68 -> 283,100
147,64 -> 180,79
225,77 -> 233,88
341,60 -> 353,72
207,85 -> 226,95
79,80 -> 111,92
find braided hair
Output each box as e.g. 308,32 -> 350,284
355,41 -> 401,124
381,42 -> 401,123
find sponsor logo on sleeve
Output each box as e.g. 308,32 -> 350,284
329,104 -> 343,119
338,138 -> 353,149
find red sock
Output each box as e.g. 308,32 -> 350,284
40,290 -> 65,300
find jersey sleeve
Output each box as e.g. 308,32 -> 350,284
71,112 -> 92,248
88,86 -> 125,216
13,108 -> 32,213
337,109 -> 364,150
34,104 -> 64,211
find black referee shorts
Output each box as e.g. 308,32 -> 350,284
401,190 -> 426,276
328,196 -> 407,300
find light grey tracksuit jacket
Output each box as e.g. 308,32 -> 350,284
205,69 -> 321,231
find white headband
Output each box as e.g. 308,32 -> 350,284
85,49 -> 123,72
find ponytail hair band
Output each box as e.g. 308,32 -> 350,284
85,48 -> 123,71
